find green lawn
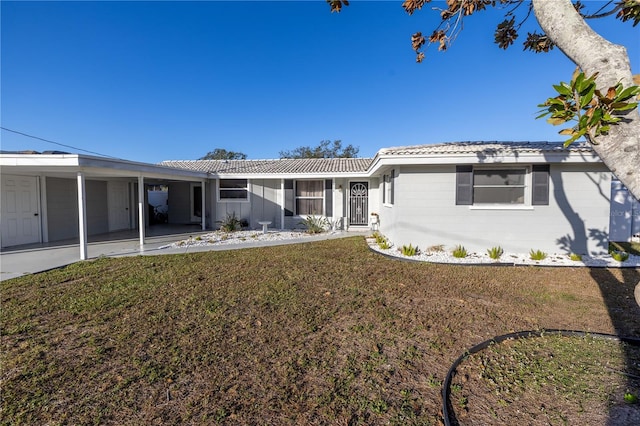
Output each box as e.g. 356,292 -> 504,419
2,237 -> 640,425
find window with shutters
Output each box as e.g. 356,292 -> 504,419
473,168 -> 526,204
456,165 -> 549,207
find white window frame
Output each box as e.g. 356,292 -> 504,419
383,170 -> 394,206
295,180 -> 324,216
217,179 -> 249,203
469,166 -> 532,210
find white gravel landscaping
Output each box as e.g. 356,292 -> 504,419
160,229 -> 334,249
368,241 -> 640,268
163,230 -> 640,267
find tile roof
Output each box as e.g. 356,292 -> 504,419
160,157 -> 373,175
376,141 -> 594,156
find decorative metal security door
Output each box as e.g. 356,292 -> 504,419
349,182 -> 368,226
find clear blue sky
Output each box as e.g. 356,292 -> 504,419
1,1 -> 638,162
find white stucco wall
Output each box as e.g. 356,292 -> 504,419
376,163 -> 611,255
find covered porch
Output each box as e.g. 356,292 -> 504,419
1,153 -> 210,260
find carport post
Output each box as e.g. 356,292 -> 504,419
201,179 -> 206,230
138,175 -> 145,247
77,172 -> 88,260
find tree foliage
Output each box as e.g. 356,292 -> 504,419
279,140 -> 359,159
199,148 -> 247,160
326,0 -> 640,198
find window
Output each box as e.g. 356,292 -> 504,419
456,165 -> 549,206
219,179 -> 248,201
383,170 -> 394,205
473,169 -> 526,204
295,180 -> 323,215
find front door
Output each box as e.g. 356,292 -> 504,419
108,181 -> 130,231
1,175 -> 41,247
349,182 -> 368,226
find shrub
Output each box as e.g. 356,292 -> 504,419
569,253 -> 583,261
373,232 -> 386,245
401,244 -> 418,256
299,215 -> 329,234
530,249 -> 548,261
452,245 -> 467,258
487,246 -> 504,260
378,239 -> 391,250
427,244 -> 445,253
218,212 -> 243,232
610,250 -> 630,262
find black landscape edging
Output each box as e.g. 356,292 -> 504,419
442,329 -> 640,426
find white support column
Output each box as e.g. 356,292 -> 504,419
40,176 -> 49,243
280,179 -> 285,230
201,179 -> 207,230
138,175 -> 145,247
77,172 -> 88,260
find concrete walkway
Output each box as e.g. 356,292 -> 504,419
1,230 -> 367,281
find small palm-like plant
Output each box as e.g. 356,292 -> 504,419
452,245 -> 468,258
299,215 -> 329,234
401,244 -> 418,256
610,250 -> 630,262
569,253 -> 583,261
487,246 -> 504,260
218,212 -> 243,232
530,249 -> 548,261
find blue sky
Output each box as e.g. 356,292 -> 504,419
1,1 -> 638,162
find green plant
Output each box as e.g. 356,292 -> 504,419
299,215 -> 329,234
373,232 -> 386,245
529,249 -> 548,261
487,246 -> 504,260
569,253 -> 583,261
624,392 -> 638,404
452,245 -> 467,258
610,249 -> 630,262
218,212 -> 243,232
537,70 -> 640,145
401,244 -> 418,256
378,239 -> 391,250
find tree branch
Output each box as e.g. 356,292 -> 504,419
532,0 -> 640,198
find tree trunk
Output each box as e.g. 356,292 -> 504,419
532,0 -> 640,199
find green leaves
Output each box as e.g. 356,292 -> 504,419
537,70 -> 640,146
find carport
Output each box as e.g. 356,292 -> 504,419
1,152 -> 209,260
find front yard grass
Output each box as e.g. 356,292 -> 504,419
2,237 -> 640,425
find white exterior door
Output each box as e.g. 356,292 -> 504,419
108,181 -> 130,231
1,175 -> 41,247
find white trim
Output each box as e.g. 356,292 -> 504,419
469,206 -> 535,211
280,179 -> 285,230
39,175 -> 48,243
77,172 -> 88,260
201,180 -> 207,230
138,176 -> 145,247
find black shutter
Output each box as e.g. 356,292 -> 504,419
390,169 -> 395,205
532,165 -> 550,205
456,165 -> 473,205
284,180 -> 294,216
324,179 -> 333,217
